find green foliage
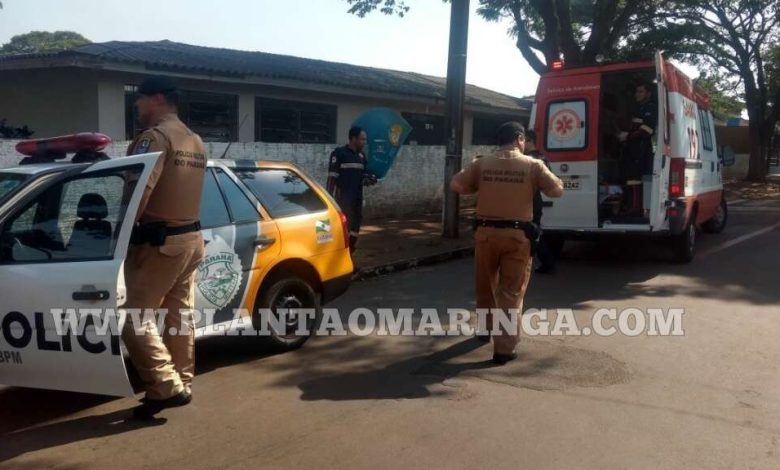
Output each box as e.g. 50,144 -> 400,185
0,31 -> 90,55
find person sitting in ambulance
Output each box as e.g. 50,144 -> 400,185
618,81 -> 657,181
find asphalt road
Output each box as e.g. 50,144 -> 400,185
1,198 -> 779,469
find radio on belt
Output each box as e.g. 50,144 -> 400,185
15,133 -> 112,165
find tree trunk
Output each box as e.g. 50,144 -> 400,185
745,106 -> 767,182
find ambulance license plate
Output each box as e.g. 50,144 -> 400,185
561,177 -> 580,190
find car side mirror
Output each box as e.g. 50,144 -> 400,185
719,145 -> 736,167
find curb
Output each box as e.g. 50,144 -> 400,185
352,246 -> 475,281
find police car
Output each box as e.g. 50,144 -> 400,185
0,133 -> 353,396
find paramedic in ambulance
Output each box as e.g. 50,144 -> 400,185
619,81 -> 657,180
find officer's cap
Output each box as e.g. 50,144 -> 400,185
137,75 -> 178,96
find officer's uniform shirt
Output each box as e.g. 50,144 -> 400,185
327,145 -> 366,204
127,113 -> 207,227
453,148 -> 562,238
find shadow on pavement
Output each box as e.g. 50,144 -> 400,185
297,337 -> 494,401
0,410 -> 166,462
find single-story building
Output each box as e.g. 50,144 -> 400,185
0,40 -> 530,145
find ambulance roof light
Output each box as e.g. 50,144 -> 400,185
551,60 -> 564,70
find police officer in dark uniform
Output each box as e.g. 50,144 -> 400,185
524,130 -> 556,274
326,126 -> 376,253
620,81 -> 657,180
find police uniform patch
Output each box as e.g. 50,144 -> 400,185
133,137 -> 152,155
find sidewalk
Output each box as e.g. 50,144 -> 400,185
352,208 -> 476,279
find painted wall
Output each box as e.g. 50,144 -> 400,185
0,139 -> 490,218
0,68 -> 99,138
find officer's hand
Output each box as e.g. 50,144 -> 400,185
363,173 -> 379,186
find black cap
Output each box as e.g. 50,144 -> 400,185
137,75 -> 178,96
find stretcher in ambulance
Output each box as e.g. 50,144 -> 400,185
530,52 -> 735,262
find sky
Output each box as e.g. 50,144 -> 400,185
0,0 -> 542,98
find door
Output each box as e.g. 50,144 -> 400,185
651,52 -> 672,230
194,167 -> 280,327
0,153 -> 159,396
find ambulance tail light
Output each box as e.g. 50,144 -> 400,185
339,212 -> 350,249
669,158 -> 685,198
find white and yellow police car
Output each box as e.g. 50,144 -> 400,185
0,134 -> 353,396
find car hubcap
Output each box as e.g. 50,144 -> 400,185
275,294 -> 305,336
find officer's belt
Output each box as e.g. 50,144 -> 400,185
473,218 -> 541,255
131,221 -> 201,246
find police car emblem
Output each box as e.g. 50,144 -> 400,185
196,237 -> 243,309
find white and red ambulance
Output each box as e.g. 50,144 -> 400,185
530,52 -> 735,262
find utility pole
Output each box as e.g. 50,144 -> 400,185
442,0 -> 470,239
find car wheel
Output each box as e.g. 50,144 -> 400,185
253,275 -> 320,351
702,198 -> 728,234
672,213 -> 697,264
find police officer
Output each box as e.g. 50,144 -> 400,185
326,126 -> 376,253
619,81 -> 657,180
524,130 -> 556,274
122,75 -> 207,418
451,122 -> 563,365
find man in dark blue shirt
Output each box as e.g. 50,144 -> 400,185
327,126 -> 376,253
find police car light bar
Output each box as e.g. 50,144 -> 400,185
15,133 -> 112,165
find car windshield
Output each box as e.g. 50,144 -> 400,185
0,172 -> 29,204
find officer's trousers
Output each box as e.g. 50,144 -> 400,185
121,231 -> 205,400
474,230 -> 533,355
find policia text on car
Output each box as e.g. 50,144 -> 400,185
122,76 -> 207,419
450,122 -> 563,365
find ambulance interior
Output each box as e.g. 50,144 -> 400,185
597,69 -> 657,225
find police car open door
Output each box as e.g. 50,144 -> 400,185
0,153 -> 159,396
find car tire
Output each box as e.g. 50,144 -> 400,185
252,275 -> 321,352
672,212 -> 697,264
702,198 -> 728,234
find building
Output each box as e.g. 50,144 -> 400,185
0,40 -> 530,145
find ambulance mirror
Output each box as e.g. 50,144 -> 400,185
719,145 -> 736,167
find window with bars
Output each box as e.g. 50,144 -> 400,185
256,98 -> 337,144
401,113 -> 445,145
124,85 -> 238,142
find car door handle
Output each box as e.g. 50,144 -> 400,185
72,290 -> 110,301
253,236 -> 276,247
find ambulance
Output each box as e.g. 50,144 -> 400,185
530,52 -> 736,262
0,134 -> 353,396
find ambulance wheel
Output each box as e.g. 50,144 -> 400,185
253,276 -> 320,351
672,214 -> 697,264
702,198 -> 728,234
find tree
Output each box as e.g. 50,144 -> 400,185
345,0 -> 665,74
694,73 -> 744,121
646,0 -> 780,181
0,31 -> 90,56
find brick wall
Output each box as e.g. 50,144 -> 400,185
0,140 -> 490,218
